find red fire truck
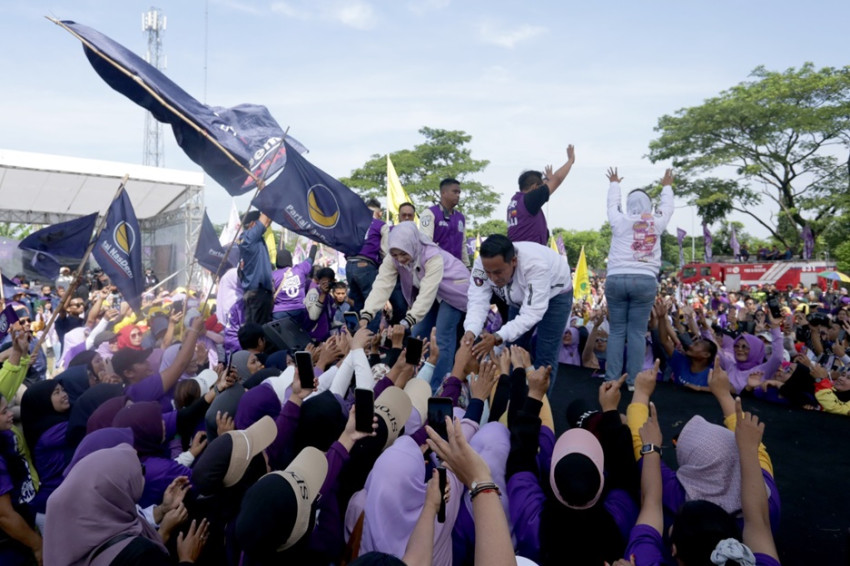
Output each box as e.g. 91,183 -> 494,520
677,260 -> 836,290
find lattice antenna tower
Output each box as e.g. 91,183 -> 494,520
142,7 -> 166,166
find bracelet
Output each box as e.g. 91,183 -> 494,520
469,481 -> 501,500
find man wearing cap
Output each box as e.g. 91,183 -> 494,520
464,234 -> 572,388
271,246 -> 317,325
237,210 -> 274,325
419,178 -> 468,264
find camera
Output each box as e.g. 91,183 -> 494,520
807,313 -> 830,327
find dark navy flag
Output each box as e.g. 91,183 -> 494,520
252,140 -> 372,255
1,275 -> 37,299
54,20 -> 306,196
93,191 -> 145,312
195,211 -> 238,278
18,213 -> 98,278
0,304 -> 19,343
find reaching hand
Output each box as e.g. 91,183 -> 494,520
606,167 -> 623,183
161,476 -> 190,512
388,349 -> 415,388
661,168 -> 674,186
599,373 -> 627,412
498,347 -> 511,376
425,467 -> 451,514
543,164 -> 554,184
189,431 -> 208,458
471,333 -> 496,358
215,411 -> 235,436
566,144 -> 575,163
527,366 -> 551,401
470,360 -> 499,401
176,518 -> 210,563
734,397 -> 764,453
633,359 -> 660,402
746,371 -> 765,391
708,366 -> 733,399
426,326 -> 440,364
639,402 -> 662,446
350,327 -> 373,351
341,406 -> 377,449
160,502 -> 189,543
510,345 -> 531,369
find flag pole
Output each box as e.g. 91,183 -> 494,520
31,175 -> 131,364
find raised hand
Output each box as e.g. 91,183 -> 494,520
606,167 -> 623,183
470,360 -> 499,401
639,402 -> 662,446
661,168 -> 674,186
599,373 -> 627,412
176,518 -> 210,563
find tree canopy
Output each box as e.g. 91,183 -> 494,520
340,127 -> 499,224
648,63 -> 850,250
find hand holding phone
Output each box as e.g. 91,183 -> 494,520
405,337 -> 423,365
427,397 -> 453,442
437,467 -> 447,523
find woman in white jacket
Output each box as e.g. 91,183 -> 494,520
604,167 -> 674,388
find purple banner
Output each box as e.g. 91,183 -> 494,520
730,226 -> 740,258
802,225 -> 814,260
677,228 -> 686,268
703,223 -> 713,262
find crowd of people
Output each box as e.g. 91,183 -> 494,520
4,152 -> 846,565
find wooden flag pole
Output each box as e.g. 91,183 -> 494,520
31,175 -> 130,363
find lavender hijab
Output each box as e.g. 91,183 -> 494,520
559,327 -> 581,366
675,415 -> 742,514
44,443 -> 167,565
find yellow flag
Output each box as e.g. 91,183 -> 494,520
264,225 -> 277,266
387,155 -> 417,224
474,233 -> 481,260
573,245 -> 590,301
549,235 -> 559,253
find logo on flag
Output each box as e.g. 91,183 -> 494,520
307,185 -> 340,229
0,304 -> 20,342
94,190 -> 145,312
114,221 -> 136,256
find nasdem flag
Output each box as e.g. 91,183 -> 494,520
195,211 -> 237,278
93,191 -> 145,312
54,20 -> 306,196
19,213 -> 98,278
252,140 -> 372,256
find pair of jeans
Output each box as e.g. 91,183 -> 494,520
604,274 -> 658,385
508,291 -> 573,392
411,300 -> 465,393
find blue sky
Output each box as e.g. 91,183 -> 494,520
1,0 -> 848,240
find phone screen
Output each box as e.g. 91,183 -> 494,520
354,388 -> 374,433
344,312 -> 359,333
405,338 -> 423,365
427,397 -> 453,441
294,351 -> 315,390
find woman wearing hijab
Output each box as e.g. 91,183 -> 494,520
559,326 -> 582,367
604,167 -> 674,389
359,222 -> 470,388
112,401 -> 195,508
0,393 -> 41,566
117,324 -> 145,350
716,311 -> 783,394
45,443 -> 208,565
20,380 -> 71,524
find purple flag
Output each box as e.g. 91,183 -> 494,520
677,228 -> 686,268
0,304 -> 20,343
556,234 -> 566,257
802,226 -> 814,260
703,223 -> 713,262
730,226 -> 740,258
466,237 -> 476,260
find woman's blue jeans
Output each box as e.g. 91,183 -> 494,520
604,274 -> 658,385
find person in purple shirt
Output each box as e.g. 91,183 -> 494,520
345,198 -> 389,332
507,145 -> 575,245
271,246 -> 317,324
0,394 -> 41,566
419,178 -> 468,264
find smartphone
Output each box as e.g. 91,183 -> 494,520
354,388 -> 374,433
294,351 -> 315,390
437,467 -> 447,523
427,397 -> 453,441
405,337 -> 423,365
344,311 -> 360,334
767,294 -> 782,319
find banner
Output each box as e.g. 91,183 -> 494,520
703,223 -> 713,262
0,304 -> 20,343
252,140 -> 372,255
556,234 -> 566,258
573,246 -> 590,301
93,191 -> 145,312
19,213 -> 98,278
55,20 -> 307,196
676,227 -> 686,268
730,226 -> 740,259
387,155 -> 416,224
195,211 -> 237,278
802,225 -> 814,260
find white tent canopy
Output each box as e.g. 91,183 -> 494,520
0,148 -> 203,223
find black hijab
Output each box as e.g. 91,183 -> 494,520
21,380 -> 71,450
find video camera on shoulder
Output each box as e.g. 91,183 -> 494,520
807,312 -> 830,327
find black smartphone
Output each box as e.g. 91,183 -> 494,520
294,351 -> 315,390
354,388 -> 374,433
427,397 -> 453,441
405,337 -> 423,365
344,311 -> 360,334
437,466 -> 447,523
767,294 -> 782,319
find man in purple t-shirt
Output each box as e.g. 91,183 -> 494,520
271,246 -> 317,326
419,178 -> 468,265
507,145 -> 575,245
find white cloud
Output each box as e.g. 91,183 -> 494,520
326,1 -> 377,30
477,21 -> 547,48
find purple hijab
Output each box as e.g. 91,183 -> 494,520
559,327 -> 581,366
87,396 -> 131,435
675,415 -> 742,514
64,427 -> 134,477
731,333 -> 765,371
234,383 -> 282,430
112,401 -> 166,459
45,443 -> 167,566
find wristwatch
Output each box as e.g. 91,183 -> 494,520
640,443 -> 663,457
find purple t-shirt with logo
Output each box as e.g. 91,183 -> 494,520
272,261 -> 313,313
427,205 -> 466,261
507,190 -> 549,245
349,218 -> 385,264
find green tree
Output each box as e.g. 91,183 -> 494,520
470,219 -> 508,238
0,223 -> 33,240
552,225 -> 611,270
341,127 -> 498,223
649,63 -> 850,247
